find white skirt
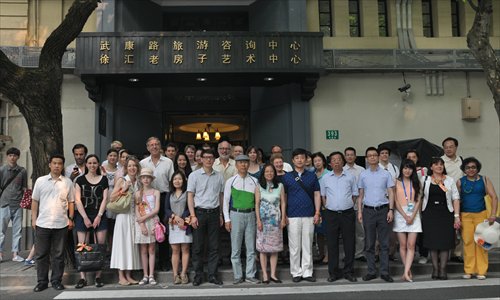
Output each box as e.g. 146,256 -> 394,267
168,224 -> 193,244
393,206 -> 422,233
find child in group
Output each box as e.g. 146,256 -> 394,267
134,168 -> 161,285
165,171 -> 192,284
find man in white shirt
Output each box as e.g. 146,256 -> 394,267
343,147 -> 366,261
214,141 -> 237,183
223,154 -> 259,284
440,137 -> 464,263
32,154 -> 75,292
140,137 -> 174,270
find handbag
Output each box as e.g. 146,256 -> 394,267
20,189 -> 32,209
154,219 -> 166,243
74,229 -> 107,272
106,190 -> 132,214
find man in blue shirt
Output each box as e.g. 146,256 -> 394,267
281,148 -> 321,282
357,147 -> 395,283
321,151 -> 358,282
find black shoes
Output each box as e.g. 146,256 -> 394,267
344,274 -> 357,282
302,276 -> 316,282
52,281 -> 65,290
380,275 -> 394,282
355,256 -> 367,262
450,256 -> 463,263
292,276 -> 302,283
33,283 -> 48,292
75,279 -> 87,289
193,276 -> 202,286
362,273 -> 377,281
208,276 -> 223,285
270,277 -> 282,283
327,275 -> 341,282
95,277 -> 104,288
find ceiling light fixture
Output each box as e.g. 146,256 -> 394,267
197,77 -> 207,82
264,77 -> 274,81
128,78 -> 139,82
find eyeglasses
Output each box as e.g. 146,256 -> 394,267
464,166 -> 477,170
202,156 -> 214,160
366,154 -> 378,158
218,148 -> 231,151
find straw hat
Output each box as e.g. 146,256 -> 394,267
474,220 -> 500,250
139,168 -> 155,179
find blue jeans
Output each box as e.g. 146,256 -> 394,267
230,211 -> 256,280
0,206 -> 23,253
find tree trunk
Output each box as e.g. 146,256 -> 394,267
466,0 -> 500,123
0,0 -> 99,185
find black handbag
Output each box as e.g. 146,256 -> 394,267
74,229 -> 107,272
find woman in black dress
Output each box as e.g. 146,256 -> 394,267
421,157 -> 461,280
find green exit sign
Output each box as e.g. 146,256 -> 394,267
326,130 -> 339,140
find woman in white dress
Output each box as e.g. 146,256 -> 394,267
393,159 -> 422,282
109,156 -> 141,286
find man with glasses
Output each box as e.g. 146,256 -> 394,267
140,137 -> 174,271
357,147 -> 395,283
187,149 -> 225,286
214,141 -> 237,183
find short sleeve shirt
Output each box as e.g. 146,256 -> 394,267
140,156 -> 174,193
358,167 -> 395,207
32,174 -> 75,229
187,168 -> 224,209
75,175 -> 109,216
282,170 -> 320,218
0,164 -> 27,208
320,170 -> 358,211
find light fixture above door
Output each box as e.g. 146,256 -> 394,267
180,122 -> 239,142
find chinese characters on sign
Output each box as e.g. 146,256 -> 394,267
92,36 -> 314,69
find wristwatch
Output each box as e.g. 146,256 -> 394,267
68,216 -> 74,221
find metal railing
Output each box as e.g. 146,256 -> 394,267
1,46 -> 495,71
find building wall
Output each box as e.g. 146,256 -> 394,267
310,71 -> 500,188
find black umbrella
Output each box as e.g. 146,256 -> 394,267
378,138 -> 444,170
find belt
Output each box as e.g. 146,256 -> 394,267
327,207 -> 354,214
363,204 -> 389,211
230,207 -> 255,213
195,207 -> 219,214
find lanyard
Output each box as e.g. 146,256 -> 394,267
402,179 -> 412,203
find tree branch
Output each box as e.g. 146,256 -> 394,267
39,0 -> 99,70
0,49 -> 24,101
467,0 -> 479,12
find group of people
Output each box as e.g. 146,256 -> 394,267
0,136 -> 497,293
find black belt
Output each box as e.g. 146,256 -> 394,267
327,207 -> 354,214
364,204 -> 389,211
195,207 -> 219,214
230,207 -> 255,213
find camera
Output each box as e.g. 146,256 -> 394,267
398,83 -> 411,93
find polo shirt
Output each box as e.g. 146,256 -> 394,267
358,166 -> 395,207
222,174 -> 258,222
32,174 -> 74,229
0,164 -> 27,208
140,155 -> 174,193
320,170 -> 358,211
441,155 -> 464,182
187,167 -> 224,209
213,158 -> 237,183
282,170 -> 320,218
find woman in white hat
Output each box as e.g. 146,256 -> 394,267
456,157 -> 498,280
134,167 -> 161,285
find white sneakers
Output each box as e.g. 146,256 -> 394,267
12,255 -> 25,262
476,275 -> 486,280
418,257 -> 428,264
463,274 -> 486,280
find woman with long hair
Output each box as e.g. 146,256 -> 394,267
109,156 -> 141,286
74,155 -> 109,289
173,152 -> 192,178
247,146 -> 262,179
393,159 -> 422,282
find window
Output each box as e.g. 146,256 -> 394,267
422,0 -> 434,37
349,0 -> 360,37
378,0 -> 388,37
451,0 -> 460,37
318,0 -> 333,37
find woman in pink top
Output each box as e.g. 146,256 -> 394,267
393,159 -> 422,282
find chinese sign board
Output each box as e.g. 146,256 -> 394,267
75,32 -> 323,75
326,130 -> 339,140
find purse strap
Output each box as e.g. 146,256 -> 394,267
292,171 -> 314,205
0,169 -> 21,199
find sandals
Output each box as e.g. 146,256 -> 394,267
174,275 -> 182,285
149,276 -> 157,285
95,277 -> 104,288
75,279 -> 87,289
181,274 -> 189,284
138,277 -> 149,285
